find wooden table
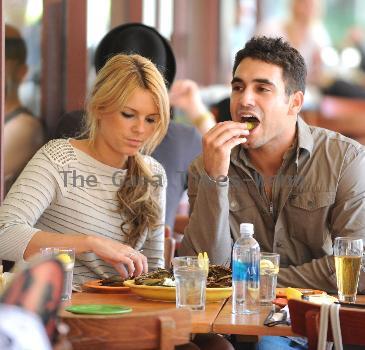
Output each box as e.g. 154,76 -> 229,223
62,291 -> 365,337
60,291 -> 226,333
213,297 -> 295,336
214,295 -> 365,336
60,289 -> 365,342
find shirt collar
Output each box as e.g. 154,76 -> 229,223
296,115 -> 314,161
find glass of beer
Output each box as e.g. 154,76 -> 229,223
334,237 -> 363,303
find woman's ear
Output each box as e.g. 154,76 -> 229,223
288,91 -> 304,117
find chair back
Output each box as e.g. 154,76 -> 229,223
63,307 -> 191,350
288,299 -> 365,349
319,96 -> 365,139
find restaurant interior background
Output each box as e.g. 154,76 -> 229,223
2,0 -> 365,197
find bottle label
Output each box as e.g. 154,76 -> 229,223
232,260 -> 259,282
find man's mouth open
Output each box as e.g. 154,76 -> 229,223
240,115 -> 260,131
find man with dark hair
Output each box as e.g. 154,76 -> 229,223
180,36 -> 365,293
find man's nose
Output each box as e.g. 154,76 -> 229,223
239,88 -> 255,107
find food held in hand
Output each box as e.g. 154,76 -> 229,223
246,121 -> 255,131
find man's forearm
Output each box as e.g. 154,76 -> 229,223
278,255 -> 338,293
179,174 -> 232,265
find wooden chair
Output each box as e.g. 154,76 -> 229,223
62,307 -> 191,350
288,299 -> 365,349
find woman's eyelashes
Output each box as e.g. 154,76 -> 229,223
121,111 -> 158,124
146,116 -> 158,124
121,111 -> 134,118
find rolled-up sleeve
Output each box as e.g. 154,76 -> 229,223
0,152 -> 58,261
179,157 -> 233,265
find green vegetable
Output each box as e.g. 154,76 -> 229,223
246,121 -> 255,130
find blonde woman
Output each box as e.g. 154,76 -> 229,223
0,54 -> 169,285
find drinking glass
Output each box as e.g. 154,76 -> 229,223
259,252 -> 280,305
41,247 -> 75,301
334,237 -> 363,303
173,256 -> 208,311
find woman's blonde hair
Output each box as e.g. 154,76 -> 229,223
86,54 -> 169,245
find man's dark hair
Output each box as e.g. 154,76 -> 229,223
233,36 -> 307,95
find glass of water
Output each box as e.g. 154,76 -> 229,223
259,252 -> 280,305
173,256 -> 208,311
41,247 -> 75,301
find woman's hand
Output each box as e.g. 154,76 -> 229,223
86,235 -> 148,278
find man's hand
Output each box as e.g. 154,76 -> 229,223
203,121 -> 249,179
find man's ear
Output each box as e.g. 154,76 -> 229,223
288,91 -> 304,117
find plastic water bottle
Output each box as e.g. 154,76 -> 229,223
232,223 -> 260,314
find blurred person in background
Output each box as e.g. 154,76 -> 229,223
321,25 -> 365,99
4,24 -> 44,193
256,0 -> 331,85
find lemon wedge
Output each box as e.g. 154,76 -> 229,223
260,259 -> 279,274
260,259 -> 275,270
286,287 -> 303,300
57,253 -> 72,265
198,252 -> 209,272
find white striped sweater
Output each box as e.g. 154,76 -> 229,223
0,139 -> 166,284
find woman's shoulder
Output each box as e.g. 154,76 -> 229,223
142,155 -> 167,179
40,139 -> 78,166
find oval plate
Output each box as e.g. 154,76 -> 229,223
83,279 -> 129,293
65,304 -> 132,315
123,280 -> 232,302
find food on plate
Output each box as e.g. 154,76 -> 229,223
286,287 -> 305,300
134,265 -> 232,288
97,265 -> 232,288
206,265 -> 232,287
98,275 -> 127,287
134,268 -> 172,286
276,287 -> 326,299
273,287 -> 337,307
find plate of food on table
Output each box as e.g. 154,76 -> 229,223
124,265 -> 232,302
273,287 -> 337,307
83,276 -> 130,293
